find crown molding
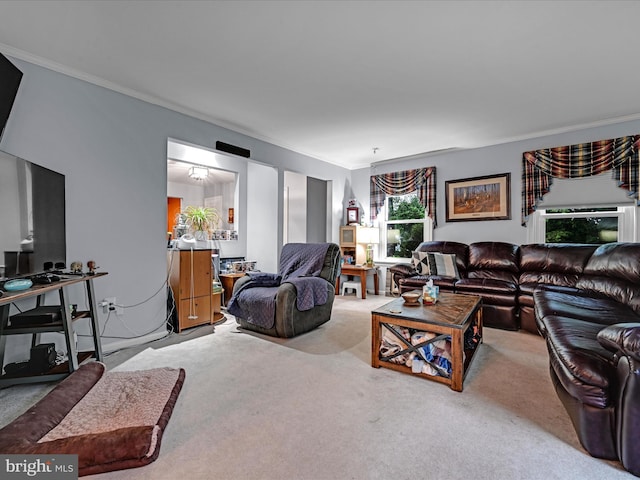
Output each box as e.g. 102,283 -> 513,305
4,43 -> 640,172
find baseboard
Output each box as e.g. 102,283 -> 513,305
101,330 -> 168,354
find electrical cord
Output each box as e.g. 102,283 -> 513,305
7,249 -> 182,347
118,250 -> 176,309
189,246 -> 197,320
101,249 -> 179,336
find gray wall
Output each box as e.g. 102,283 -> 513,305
0,57 -> 350,356
283,171 -> 307,244
3,54 -> 639,356
351,119 -> 640,245
306,176 -> 327,243
246,162 -> 278,273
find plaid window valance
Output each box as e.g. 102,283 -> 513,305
370,167 -> 437,226
521,135 -> 640,226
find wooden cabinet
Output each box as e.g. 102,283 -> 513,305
339,225 -> 366,265
168,249 -> 214,332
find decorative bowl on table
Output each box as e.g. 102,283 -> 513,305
401,291 -> 421,305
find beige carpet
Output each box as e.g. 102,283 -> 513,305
1,295 -> 634,479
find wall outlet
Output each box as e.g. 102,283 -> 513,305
102,297 -> 123,315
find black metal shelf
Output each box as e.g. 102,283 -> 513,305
0,274 -> 106,388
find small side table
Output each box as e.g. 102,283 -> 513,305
219,273 -> 246,306
336,265 -> 379,299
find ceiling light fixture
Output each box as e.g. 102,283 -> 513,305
188,166 -> 209,180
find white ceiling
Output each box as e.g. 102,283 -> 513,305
1,1 -> 639,170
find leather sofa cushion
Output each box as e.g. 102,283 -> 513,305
578,243 -> 640,313
518,272 -> 581,290
518,244 -> 596,299
582,243 -> 640,283
534,287 -> 639,327
455,278 -> 517,296
468,241 -> 519,272
576,275 -> 640,314
399,275 -> 457,290
544,316 -> 615,408
520,243 -> 596,273
455,279 -> 517,307
467,242 -> 519,286
467,269 -> 518,283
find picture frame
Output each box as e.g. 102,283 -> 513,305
346,206 -> 359,224
445,173 -> 511,222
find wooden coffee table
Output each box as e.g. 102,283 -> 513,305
371,291 -> 482,392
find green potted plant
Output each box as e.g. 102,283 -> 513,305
180,205 -> 220,241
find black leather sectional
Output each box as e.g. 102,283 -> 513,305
389,241 -> 640,476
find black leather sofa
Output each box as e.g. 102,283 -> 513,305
389,241 -> 640,475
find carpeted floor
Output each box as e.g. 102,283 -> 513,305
0,295 -> 634,479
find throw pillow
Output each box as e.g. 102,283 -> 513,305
411,251 -> 435,275
432,253 -> 460,279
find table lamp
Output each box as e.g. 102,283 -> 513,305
359,227 -> 380,267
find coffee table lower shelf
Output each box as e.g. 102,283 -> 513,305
371,292 -> 483,392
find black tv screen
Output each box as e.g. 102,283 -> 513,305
0,150 -> 66,279
0,52 -> 23,141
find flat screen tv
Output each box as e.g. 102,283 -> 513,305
0,150 -> 66,279
0,52 -> 23,141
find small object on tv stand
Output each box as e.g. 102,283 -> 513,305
32,274 -> 52,285
87,260 -> 99,275
70,261 -> 83,274
3,278 -> 33,291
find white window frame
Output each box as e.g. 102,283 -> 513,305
527,205 -> 637,244
378,193 -> 433,263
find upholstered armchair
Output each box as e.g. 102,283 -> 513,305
228,243 -> 341,338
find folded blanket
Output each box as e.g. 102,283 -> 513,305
246,271 -> 281,287
228,285 -> 278,329
286,276 -> 327,311
280,243 -> 330,280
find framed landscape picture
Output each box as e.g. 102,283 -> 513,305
445,173 -> 511,222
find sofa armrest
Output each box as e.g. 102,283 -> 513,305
597,322 -> 640,476
597,323 -> 640,362
387,263 -> 416,291
388,263 -> 415,279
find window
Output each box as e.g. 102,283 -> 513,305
528,206 -> 636,244
382,193 -> 432,260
